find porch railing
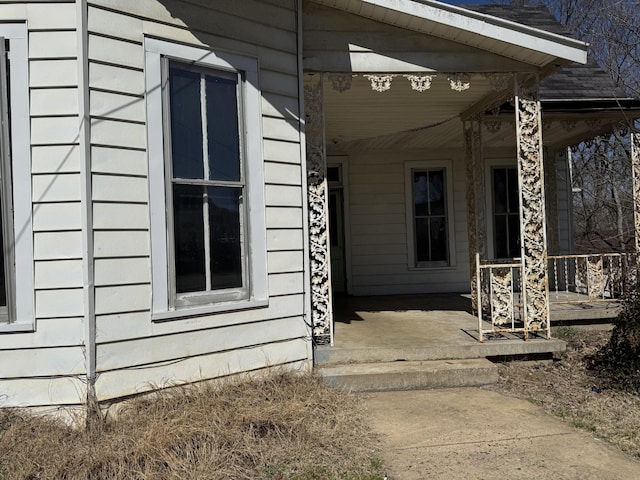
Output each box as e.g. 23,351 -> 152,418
477,252 -> 638,342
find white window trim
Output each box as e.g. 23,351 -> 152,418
145,38 -> 267,321
0,23 -> 34,332
484,158 -> 518,260
405,160 -> 456,270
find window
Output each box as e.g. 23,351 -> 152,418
145,39 -> 267,320
492,167 -> 520,259
405,161 -> 455,269
0,23 -> 33,331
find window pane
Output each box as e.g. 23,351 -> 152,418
494,215 -> 508,258
429,217 -> 447,262
428,170 -> 445,215
206,75 -> 240,182
415,217 -> 429,262
169,66 -> 204,180
173,184 -> 206,293
507,167 -> 519,214
508,214 -> 521,258
208,186 -> 243,289
413,172 -> 429,216
493,168 -> 507,214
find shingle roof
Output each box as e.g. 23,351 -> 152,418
464,4 -> 632,101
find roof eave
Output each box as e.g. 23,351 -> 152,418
309,0 -> 588,66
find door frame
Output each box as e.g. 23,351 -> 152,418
327,156 -> 352,294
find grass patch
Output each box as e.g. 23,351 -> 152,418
488,329 -> 640,458
0,373 -> 384,479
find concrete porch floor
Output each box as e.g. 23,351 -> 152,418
315,293 -> 619,366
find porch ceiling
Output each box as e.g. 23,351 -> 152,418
323,74 -> 492,149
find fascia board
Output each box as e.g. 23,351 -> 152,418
311,0 -> 588,65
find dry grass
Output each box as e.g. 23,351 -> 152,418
0,373 -> 383,479
488,328 -> 640,458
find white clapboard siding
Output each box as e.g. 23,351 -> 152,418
91,146 -> 147,176
79,0 -> 307,404
88,34 -> 143,69
30,59 -> 78,88
92,174 -> 148,203
348,149 -> 472,295
265,184 -> 303,207
267,229 -> 303,252
33,202 -> 83,232
264,162 -> 301,186
26,3 -> 77,29
94,284 -> 151,315
35,259 -> 84,289
264,139 -> 301,164
0,346 -> 86,378
31,88 -> 79,117
97,316 -> 308,371
31,144 -> 81,174
89,62 -> 145,95
95,352 -> 309,402
94,230 -> 150,258
31,117 -> 80,145
91,119 -> 146,149
29,30 -> 77,59
90,90 -> 145,122
94,258 -> 151,286
266,206 -> 303,228
93,203 -> 149,230
32,173 -> 81,203
0,317 -> 84,350
0,377 -> 87,407
34,231 -> 83,260
36,288 -> 84,318
95,295 -> 305,344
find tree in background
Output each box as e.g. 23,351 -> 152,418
494,0 -> 640,252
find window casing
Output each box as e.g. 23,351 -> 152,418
0,24 -> 33,331
405,160 -> 455,269
145,39 -> 267,320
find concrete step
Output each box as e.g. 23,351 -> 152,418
317,358 -> 498,392
315,337 -> 566,366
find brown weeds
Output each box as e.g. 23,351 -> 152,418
0,373 -> 382,479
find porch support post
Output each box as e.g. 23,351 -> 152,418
304,73 -> 333,345
515,75 -> 550,338
632,129 -> 640,266
463,117 -> 485,314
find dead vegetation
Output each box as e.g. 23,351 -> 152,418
488,327 -> 640,458
0,373 -> 383,480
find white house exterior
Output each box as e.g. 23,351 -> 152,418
0,0 -> 637,410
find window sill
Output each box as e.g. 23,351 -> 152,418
407,264 -> 457,272
0,322 -> 35,333
152,298 -> 269,322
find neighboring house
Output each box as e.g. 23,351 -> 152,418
0,0 -> 638,410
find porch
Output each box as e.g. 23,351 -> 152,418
317,292 -> 617,365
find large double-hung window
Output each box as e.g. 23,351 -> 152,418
145,39 -> 267,320
0,23 -> 33,331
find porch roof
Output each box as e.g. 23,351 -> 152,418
308,0 -> 588,68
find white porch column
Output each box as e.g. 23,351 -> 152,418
304,74 -> 333,345
464,118 -> 485,314
515,75 -> 550,337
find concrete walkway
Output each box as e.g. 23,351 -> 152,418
361,388 -> 640,479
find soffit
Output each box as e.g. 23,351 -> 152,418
308,0 -> 587,67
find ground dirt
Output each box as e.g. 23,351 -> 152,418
487,327 -> 640,458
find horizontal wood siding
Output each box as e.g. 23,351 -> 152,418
346,149 -> 470,296
0,1 -> 87,408
87,0 -> 308,401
